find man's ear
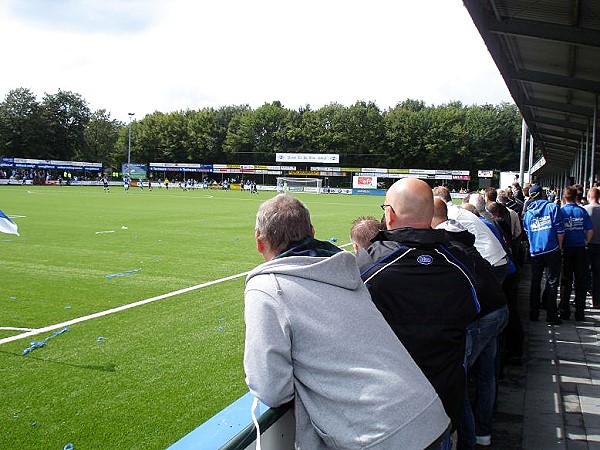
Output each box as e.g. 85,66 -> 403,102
255,229 -> 264,254
385,207 -> 394,230
352,242 -> 359,253
256,229 -> 276,261
309,225 -> 315,237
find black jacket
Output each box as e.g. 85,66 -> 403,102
358,227 -> 506,428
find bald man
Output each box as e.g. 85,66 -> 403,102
359,178 -> 505,432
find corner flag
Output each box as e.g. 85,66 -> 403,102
0,210 -> 19,236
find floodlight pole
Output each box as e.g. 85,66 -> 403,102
127,112 -> 135,176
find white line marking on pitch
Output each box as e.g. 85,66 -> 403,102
0,326 -> 35,331
0,271 -> 249,345
0,242 -> 354,346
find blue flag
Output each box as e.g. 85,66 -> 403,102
0,210 -> 19,236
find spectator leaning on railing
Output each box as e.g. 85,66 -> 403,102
244,194 -> 451,450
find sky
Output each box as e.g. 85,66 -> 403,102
0,0 -> 514,124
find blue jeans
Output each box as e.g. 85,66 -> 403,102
530,249 -> 561,321
457,305 -> 509,449
425,425 -> 452,450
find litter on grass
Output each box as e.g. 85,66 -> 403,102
105,268 -> 141,279
328,237 -> 338,243
95,230 -> 115,235
22,327 -> 70,356
120,226 -> 128,230
63,443 -> 74,450
96,336 -> 107,342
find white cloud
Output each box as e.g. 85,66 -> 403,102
0,0 -> 513,123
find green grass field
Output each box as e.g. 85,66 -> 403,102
0,185 -> 383,449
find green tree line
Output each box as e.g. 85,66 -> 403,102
0,88 -> 523,171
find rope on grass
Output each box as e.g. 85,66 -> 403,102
22,327 -> 70,356
105,268 -> 141,279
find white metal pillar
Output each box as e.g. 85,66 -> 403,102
579,139 -> 584,184
519,118 -> 528,185
591,95 -> 598,187
528,134 -> 534,180
584,125 -> 590,192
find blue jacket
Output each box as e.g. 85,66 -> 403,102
523,199 -> 565,256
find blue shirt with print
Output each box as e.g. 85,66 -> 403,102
561,203 -> 593,248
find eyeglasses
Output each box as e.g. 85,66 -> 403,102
380,204 -> 395,214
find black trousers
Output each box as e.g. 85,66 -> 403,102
559,246 -> 589,319
588,244 -> 600,308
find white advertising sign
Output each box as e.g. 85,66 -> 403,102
353,175 -> 378,189
276,153 -> 339,163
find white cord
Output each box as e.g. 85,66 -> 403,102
251,396 -> 262,450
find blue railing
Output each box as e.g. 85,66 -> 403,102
167,392 -> 293,450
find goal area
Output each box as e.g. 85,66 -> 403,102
277,177 -> 322,193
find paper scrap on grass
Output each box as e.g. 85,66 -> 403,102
22,327 -> 70,356
95,230 -> 115,234
0,210 -> 19,236
105,268 -> 142,279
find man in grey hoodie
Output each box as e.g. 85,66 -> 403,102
244,194 -> 451,450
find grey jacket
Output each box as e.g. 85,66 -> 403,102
244,251 -> 450,449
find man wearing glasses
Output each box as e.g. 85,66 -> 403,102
359,178 -> 505,434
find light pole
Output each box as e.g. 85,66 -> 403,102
127,112 -> 135,176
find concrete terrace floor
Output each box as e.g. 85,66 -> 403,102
490,264 -> 600,449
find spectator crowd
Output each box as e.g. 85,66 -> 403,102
242,178 -> 600,449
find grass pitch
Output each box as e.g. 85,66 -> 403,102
0,185 -> 382,449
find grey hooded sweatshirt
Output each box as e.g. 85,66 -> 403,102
244,250 -> 450,449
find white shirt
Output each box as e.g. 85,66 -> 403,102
507,207 -> 522,239
446,203 -> 507,266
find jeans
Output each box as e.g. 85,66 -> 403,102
457,305 -> 509,449
502,271 -> 523,358
529,249 -> 561,321
587,244 -> 600,307
425,424 -> 452,450
559,246 -> 589,319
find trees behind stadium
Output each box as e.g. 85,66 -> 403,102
0,89 -> 523,171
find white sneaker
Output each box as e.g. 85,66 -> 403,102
476,435 -> 491,446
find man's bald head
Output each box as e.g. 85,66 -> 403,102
385,178 -> 434,230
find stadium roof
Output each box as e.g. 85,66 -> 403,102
463,0 -> 600,179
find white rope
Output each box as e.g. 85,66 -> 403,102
251,396 -> 262,450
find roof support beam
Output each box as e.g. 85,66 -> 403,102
513,69 -> 600,94
545,151 -> 577,160
532,116 -> 588,132
535,126 -> 583,141
488,18 -> 600,48
520,98 -> 593,117
541,137 -> 578,148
